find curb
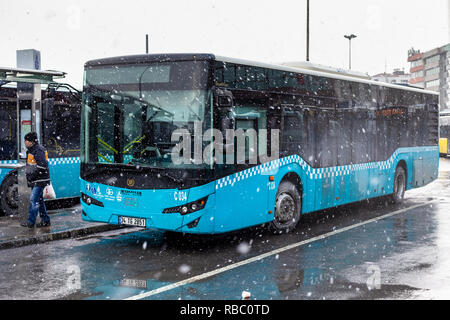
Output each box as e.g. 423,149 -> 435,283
0,223 -> 124,250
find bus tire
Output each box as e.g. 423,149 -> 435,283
269,180 -> 302,234
391,166 -> 406,204
0,172 -> 19,216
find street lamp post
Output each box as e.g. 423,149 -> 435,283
344,34 -> 357,69
306,0 -> 310,61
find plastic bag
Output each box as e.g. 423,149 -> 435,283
43,184 -> 56,200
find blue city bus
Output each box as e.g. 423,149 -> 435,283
0,81 -> 81,215
80,54 -> 439,234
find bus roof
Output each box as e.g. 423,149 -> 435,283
215,55 -> 439,96
84,54 -> 215,67
0,67 -> 66,84
279,61 -> 371,80
84,53 -> 439,96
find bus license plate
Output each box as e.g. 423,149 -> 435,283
119,216 -> 146,228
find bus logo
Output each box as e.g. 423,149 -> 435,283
86,183 -> 97,195
106,188 -> 113,196
127,178 -> 135,187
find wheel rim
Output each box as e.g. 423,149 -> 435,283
4,183 -> 18,209
275,193 -> 296,223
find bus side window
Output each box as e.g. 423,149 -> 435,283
44,104 -> 81,158
235,118 -> 257,163
336,109 -> 351,166
233,95 -> 268,164
0,105 -> 17,160
281,106 -> 299,155
351,109 -> 371,164
316,110 -> 338,168
334,79 -> 352,109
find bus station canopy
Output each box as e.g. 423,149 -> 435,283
0,67 -> 66,84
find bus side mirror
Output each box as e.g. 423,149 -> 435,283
217,94 -> 233,108
214,88 -> 235,131
43,98 -> 54,121
214,89 -> 235,156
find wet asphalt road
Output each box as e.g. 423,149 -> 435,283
1,158 -> 450,300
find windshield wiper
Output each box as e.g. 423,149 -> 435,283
185,91 -> 203,121
86,83 -> 174,118
157,171 -> 184,183
185,104 -> 202,121
83,166 -> 112,178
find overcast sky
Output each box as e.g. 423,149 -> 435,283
1,0 -> 449,89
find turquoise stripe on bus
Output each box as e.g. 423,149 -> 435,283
0,160 -> 18,164
215,146 -> 438,191
48,157 -> 80,165
1,158 -> 81,165
212,145 -> 438,233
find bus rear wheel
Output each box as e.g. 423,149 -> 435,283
269,181 -> 302,234
391,166 -> 406,204
0,173 -> 19,216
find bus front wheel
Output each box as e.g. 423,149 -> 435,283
269,181 -> 302,234
0,173 -> 19,216
391,166 -> 406,204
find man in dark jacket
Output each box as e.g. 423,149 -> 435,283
20,132 -> 52,228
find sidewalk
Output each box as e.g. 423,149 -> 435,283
0,204 -> 122,250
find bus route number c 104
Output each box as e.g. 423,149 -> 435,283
174,191 -> 188,202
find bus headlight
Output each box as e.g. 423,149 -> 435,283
81,192 -> 104,207
163,196 -> 208,215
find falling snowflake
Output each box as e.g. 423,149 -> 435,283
237,242 -> 251,255
179,264 -> 192,274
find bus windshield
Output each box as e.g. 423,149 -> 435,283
82,60 -> 212,170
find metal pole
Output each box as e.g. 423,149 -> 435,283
306,0 -> 310,61
31,83 -> 40,134
348,39 -> 352,70
146,34 -> 149,54
344,34 -> 357,70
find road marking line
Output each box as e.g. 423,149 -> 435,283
124,200 -> 438,300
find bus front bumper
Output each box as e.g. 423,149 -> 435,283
81,203 -> 215,233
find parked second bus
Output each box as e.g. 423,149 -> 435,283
0,79 -> 81,215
